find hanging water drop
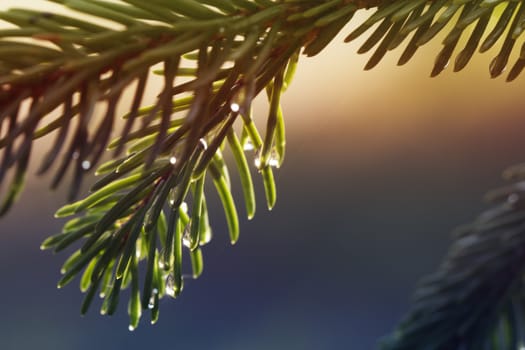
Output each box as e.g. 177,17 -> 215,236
182,237 -> 191,248
243,139 -> 254,151
254,148 -> 262,169
269,148 -> 280,167
182,224 -> 191,248
268,157 -> 279,168
200,228 -> 212,246
128,325 -> 135,332
230,102 -> 240,113
147,296 -> 155,309
169,156 -> 177,165
230,83 -> 252,114
81,160 -> 91,170
165,274 -> 175,297
254,149 -> 280,169
165,285 -> 174,297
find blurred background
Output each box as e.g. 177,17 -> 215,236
2,2 -> 525,349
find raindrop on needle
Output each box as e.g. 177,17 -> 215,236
230,102 -> 240,113
243,139 -> 254,151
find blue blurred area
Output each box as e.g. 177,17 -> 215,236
1,104 -> 525,350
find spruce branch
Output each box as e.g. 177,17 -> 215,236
381,165 -> 525,350
1,0 -> 525,334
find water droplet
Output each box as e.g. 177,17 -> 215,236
254,149 -> 279,169
128,325 -> 135,332
182,224 -> 191,248
147,296 -> 155,309
165,274 -> 175,297
199,228 -> 212,246
152,288 -> 158,295
81,160 -> 91,170
158,259 -> 165,269
72,151 -> 80,160
268,157 -> 279,168
268,149 -> 280,168
169,156 -> 177,165
254,149 -> 262,169
135,247 -> 141,258
199,138 -> 208,150
243,139 -> 254,151
230,102 -> 240,113
180,202 -> 188,214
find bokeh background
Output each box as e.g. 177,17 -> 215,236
2,2 -> 525,349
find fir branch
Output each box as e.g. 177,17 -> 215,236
3,1 -> 525,208
2,0 -> 525,332
381,165 -> 525,350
